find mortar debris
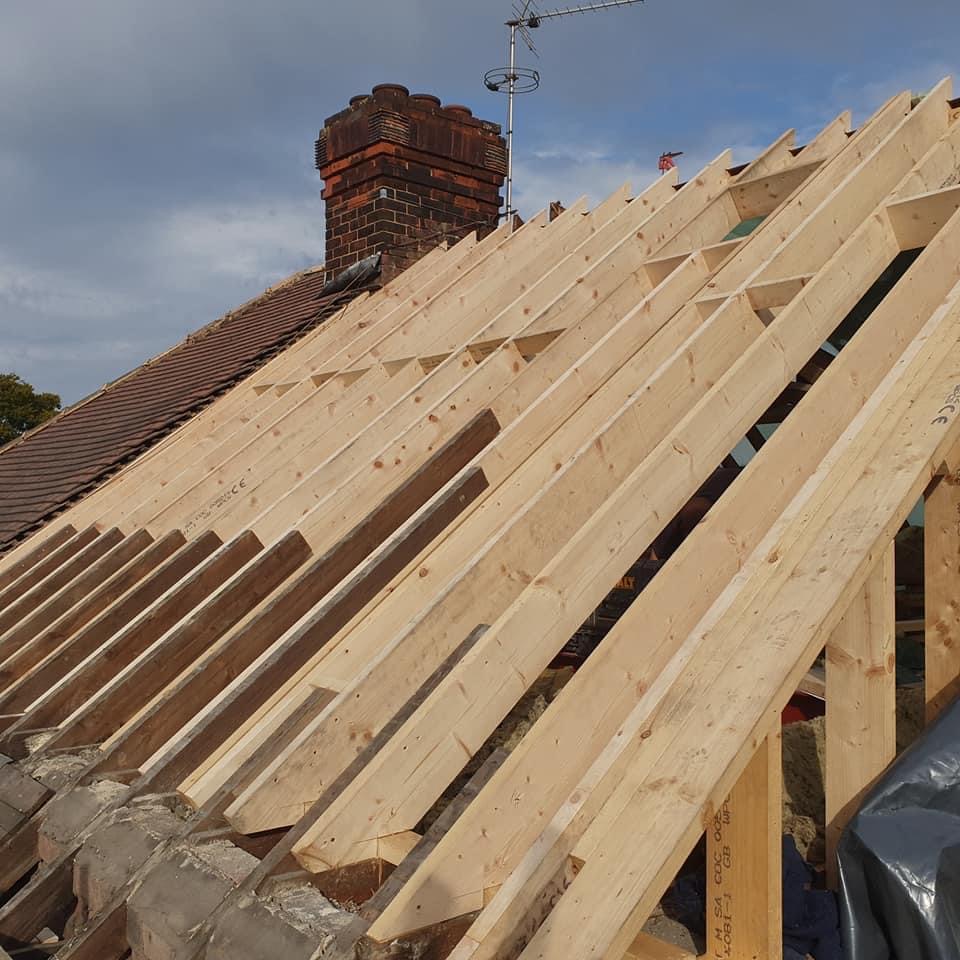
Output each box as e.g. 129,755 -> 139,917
193,839 -> 260,883
782,716 -> 826,862
263,880 -> 356,942
24,731 -> 56,754
87,778 -> 129,805
21,747 -> 100,791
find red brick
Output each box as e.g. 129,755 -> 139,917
318,86 -> 504,282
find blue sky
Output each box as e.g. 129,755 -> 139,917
0,0 -> 957,404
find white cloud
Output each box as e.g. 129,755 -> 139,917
0,337 -> 147,388
0,0 -> 433,138
0,0 -> 957,409
149,199 -> 325,288
0,192 -> 328,402
512,153 -> 656,217
511,125 -> 772,218
531,144 -> 612,163
813,61 -> 960,132
0,258 -> 138,321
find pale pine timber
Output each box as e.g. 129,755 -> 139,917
825,543 -> 896,889
200,152 -> 787,824
289,296 -> 767,861
924,473 -> 960,722
232,101 -> 940,834
706,727 -> 782,960
513,278 -> 960,960
176,165 -> 736,792
371,99 -> 960,944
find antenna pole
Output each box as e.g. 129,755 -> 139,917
486,0 -> 643,224
506,21 -> 517,229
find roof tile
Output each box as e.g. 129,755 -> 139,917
0,269 -> 368,551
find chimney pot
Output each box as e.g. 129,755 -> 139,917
411,94 -> 442,107
371,83 -> 410,98
444,104 -> 473,118
349,94 -> 369,107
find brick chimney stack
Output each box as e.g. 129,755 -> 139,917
316,84 -> 507,282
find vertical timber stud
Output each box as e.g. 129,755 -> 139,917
924,472 -> 960,724
706,725 -> 782,960
825,544 -> 896,888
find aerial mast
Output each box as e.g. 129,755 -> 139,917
485,0 -> 646,226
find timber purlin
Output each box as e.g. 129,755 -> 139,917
0,524 -> 78,594
0,857 -> 74,950
1,82 -> 960,960
81,464 -> 489,786
0,530 -> 186,671
0,527 -> 101,607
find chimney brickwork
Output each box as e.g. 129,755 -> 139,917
317,84 -> 507,281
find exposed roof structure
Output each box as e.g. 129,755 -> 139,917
1,80 -> 960,960
0,266 -> 370,553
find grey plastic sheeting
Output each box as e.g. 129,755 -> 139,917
839,695 -> 960,959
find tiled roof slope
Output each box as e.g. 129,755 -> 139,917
0,268 -> 365,551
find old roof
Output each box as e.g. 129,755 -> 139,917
0,267 -> 367,551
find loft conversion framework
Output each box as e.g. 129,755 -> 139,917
0,79 -> 959,960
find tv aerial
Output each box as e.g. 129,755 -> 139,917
484,0 -> 645,224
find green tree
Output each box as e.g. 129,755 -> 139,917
0,373 -> 61,446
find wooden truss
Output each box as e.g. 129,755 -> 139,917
1,80 -> 960,960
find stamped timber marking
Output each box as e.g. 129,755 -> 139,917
503,859 -> 577,960
183,476 -> 249,534
932,384 -> 960,425
710,802 -> 734,959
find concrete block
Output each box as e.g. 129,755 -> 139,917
74,795 -> 182,921
0,764 -> 51,840
0,762 -> 50,814
0,799 -> 24,834
127,841 -> 258,960
37,780 -> 126,863
205,880 -> 360,960
20,748 -> 99,793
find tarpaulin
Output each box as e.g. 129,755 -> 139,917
839,695 -> 960,959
